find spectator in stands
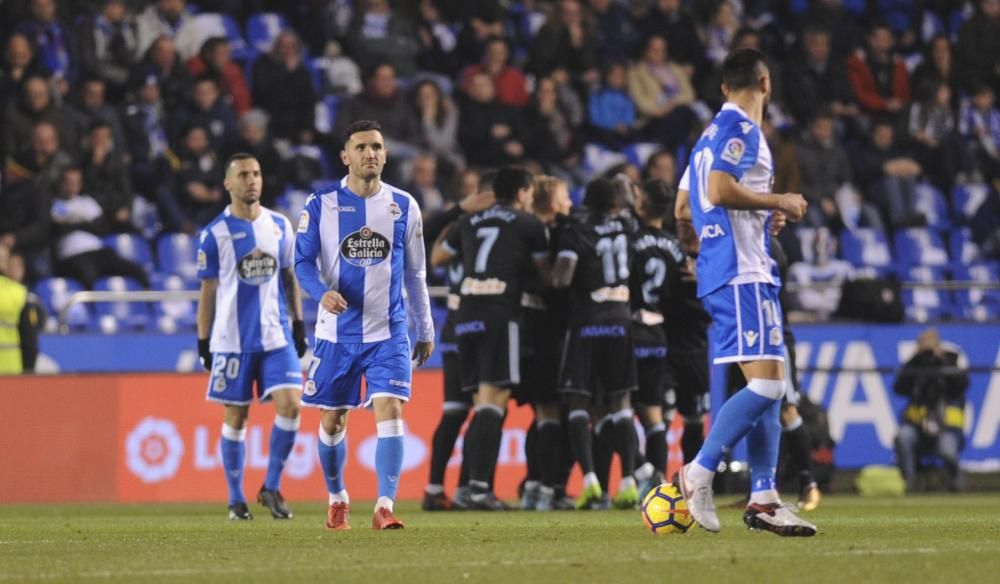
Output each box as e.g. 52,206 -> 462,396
763,118 -> 801,197
157,124 -> 224,233
221,109 -> 283,208
702,0 -> 740,67
406,154 -> 446,216
641,150 -> 676,185
186,36 -> 251,117
458,69 -> 526,167
588,0 -> 640,69
0,34 -> 50,110
73,0 -> 137,103
251,30 -> 316,143
412,78 -> 463,175
416,0 -> 461,77
959,84 -> 1000,189
336,63 -> 421,164
461,36 -> 528,108
587,62 -> 638,149
135,0 -> 193,57
50,166 -> 149,290
627,35 -> 696,152
2,75 -> 77,159
894,327 -> 969,492
908,80 -> 962,193
121,73 -> 170,201
3,119 -> 73,193
785,26 -> 859,127
452,166 -> 481,203
955,0 -> 1000,94
347,0 -> 421,77
787,227 -> 855,320
454,0 -> 505,70
15,0 -> 72,87
524,75 -> 582,177
640,0 -> 705,82
799,0 -> 864,58
847,22 -> 911,119
132,35 -> 191,111
171,75 -> 237,151
911,36 -> 958,108
70,77 -> 125,152
851,117 -> 925,230
82,120 -> 132,233
529,0 -> 598,85
315,40 -> 361,97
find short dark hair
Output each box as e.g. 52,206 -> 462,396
199,36 -> 229,59
225,152 -> 257,172
641,179 -> 675,222
722,48 -> 769,91
493,167 -> 533,203
583,177 -> 617,214
343,119 -> 383,146
478,170 -> 498,194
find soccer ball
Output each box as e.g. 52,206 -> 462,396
641,483 -> 695,535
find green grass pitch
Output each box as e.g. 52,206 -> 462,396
1,495 -> 998,583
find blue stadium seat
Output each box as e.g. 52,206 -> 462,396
622,142 -> 664,170
314,95 -> 341,135
246,12 -> 287,54
33,277 -> 88,332
951,262 -> 1000,322
151,273 -> 198,333
951,183 -> 990,224
156,233 -> 199,280
103,233 -> 154,273
92,276 -> 151,333
894,228 -> 949,267
901,266 -> 952,323
948,228 -> 981,266
913,182 -> 950,230
218,14 -> 252,61
582,143 -> 628,177
840,228 -> 893,268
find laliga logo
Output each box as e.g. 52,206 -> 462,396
357,423 -> 427,472
126,417 -> 185,483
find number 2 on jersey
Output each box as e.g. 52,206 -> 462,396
641,257 -> 666,305
474,226 -> 499,273
596,234 -> 629,284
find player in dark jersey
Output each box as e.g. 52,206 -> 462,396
432,166 -> 551,510
628,179 -> 688,497
518,175 -> 574,511
553,177 -> 640,510
421,172 -> 496,511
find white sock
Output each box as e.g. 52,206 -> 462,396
634,462 -> 655,482
750,489 -> 781,506
375,496 -> 394,513
328,490 -> 349,504
524,480 -> 540,492
583,472 -> 600,490
618,476 -> 636,492
425,483 -> 443,495
686,461 -> 714,485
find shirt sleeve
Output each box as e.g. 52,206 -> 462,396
679,166 -> 690,191
293,194 -> 328,300
710,120 -> 761,182
280,214 -> 295,269
197,228 -> 220,280
404,198 -> 435,343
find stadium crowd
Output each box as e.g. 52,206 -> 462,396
0,0 -> 997,325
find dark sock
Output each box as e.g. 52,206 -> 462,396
466,406 -> 505,488
593,416 -> 614,491
568,411 -> 595,475
613,412 -> 638,481
645,423 -> 668,474
537,420 -> 562,488
682,419 -> 704,464
784,422 -> 815,488
429,409 -> 467,487
558,419 -> 575,490
525,420 -> 540,483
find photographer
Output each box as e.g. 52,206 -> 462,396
893,328 -> 969,492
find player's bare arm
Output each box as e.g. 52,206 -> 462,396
534,255 -> 554,287
674,188 -> 700,255
196,278 -> 218,370
431,237 -> 456,268
282,268 -> 308,357
552,254 -> 577,289
707,171 -> 807,220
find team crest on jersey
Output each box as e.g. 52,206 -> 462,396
214,377 -> 227,392
341,226 -> 390,267
721,138 -> 745,165
387,202 -> 402,220
303,379 -> 317,396
297,211 -> 310,233
197,250 -> 207,271
237,248 -> 278,284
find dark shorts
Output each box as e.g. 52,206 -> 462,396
633,323 -> 668,407
517,308 -> 563,406
440,318 -> 471,405
558,321 -> 637,403
457,315 -> 520,392
666,346 -> 710,418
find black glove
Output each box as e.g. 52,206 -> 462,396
292,320 -> 308,357
198,338 -> 211,371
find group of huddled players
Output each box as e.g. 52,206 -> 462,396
424,166 -> 716,511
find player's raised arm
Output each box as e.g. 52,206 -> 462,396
431,219 -> 461,268
404,199 -> 435,366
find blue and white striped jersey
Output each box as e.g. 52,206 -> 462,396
294,177 -> 434,344
197,206 -> 295,354
682,102 -> 779,298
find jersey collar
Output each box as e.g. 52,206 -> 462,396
721,102 -> 751,118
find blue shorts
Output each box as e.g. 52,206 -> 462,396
302,336 -> 412,410
205,344 -> 303,405
702,282 -> 785,365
